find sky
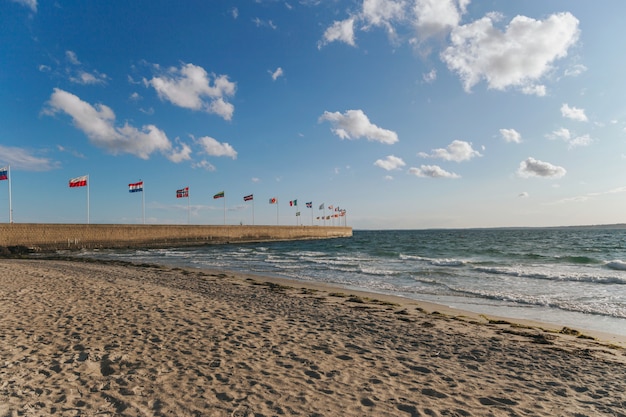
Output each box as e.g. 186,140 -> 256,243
2,0 -> 626,229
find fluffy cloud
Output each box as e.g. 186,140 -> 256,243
409,165 -> 460,179
146,63 -> 236,120
413,0 -> 467,40
44,88 -> 187,161
65,50 -> 108,85
441,12 -> 580,93
0,145 -> 57,171
319,109 -> 398,144
319,18 -> 356,48
362,0 -> 406,32
517,157 -> 566,178
500,128 -> 522,143
547,128 -> 593,149
418,139 -> 481,161
196,136 -> 237,159
374,155 -> 405,171
561,103 -> 588,122
270,67 -> 284,81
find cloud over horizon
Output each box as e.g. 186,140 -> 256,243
319,109 -> 399,144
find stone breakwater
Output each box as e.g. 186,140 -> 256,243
0,223 -> 352,251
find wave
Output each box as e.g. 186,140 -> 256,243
399,254 -> 466,267
474,266 -> 626,285
448,287 -> 626,319
606,260 -> 626,271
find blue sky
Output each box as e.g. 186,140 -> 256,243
1,0 -> 626,229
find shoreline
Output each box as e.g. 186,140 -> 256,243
1,258 -> 625,416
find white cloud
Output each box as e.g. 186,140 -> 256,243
319,109 -> 398,144
384,175 -> 394,180
251,177 -> 261,183
66,50 -> 80,65
560,103 -> 588,122
64,50 -> 108,85
362,0 -> 406,33
517,157 -> 566,178
567,134 -> 593,149
565,64 -> 587,77
168,141 -> 192,163
441,12 -> 580,93
418,139 -> 481,161
44,88 -> 186,161
547,127 -> 571,141
408,165 -> 460,178
319,18 -> 356,48
520,84 -> 546,97
192,160 -> 217,171
231,7 -> 238,19
518,192 -> 529,198
270,67 -> 284,81
423,69 -> 437,83
10,0 -> 36,12
374,155 -> 406,170
196,136 -> 237,159
0,145 -> 57,171
500,128 -> 522,144
147,63 -> 236,120
413,0 -> 465,40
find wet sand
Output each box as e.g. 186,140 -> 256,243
1,258 -> 625,416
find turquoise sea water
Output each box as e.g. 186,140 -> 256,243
77,227 -> 626,336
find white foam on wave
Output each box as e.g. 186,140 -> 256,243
606,260 -> 626,271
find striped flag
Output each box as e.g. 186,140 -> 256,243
289,199 -> 297,206
69,175 -> 88,188
128,181 -> 143,193
0,167 -> 8,181
176,187 -> 189,198
213,191 -> 225,199
243,194 -> 253,202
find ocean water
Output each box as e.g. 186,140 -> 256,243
76,228 -> 626,336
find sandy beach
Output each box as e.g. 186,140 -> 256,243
1,258 -> 625,416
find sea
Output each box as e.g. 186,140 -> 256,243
74,227 -> 626,337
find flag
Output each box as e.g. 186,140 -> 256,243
319,203 -> 324,210
69,175 -> 88,188
290,199 -> 297,206
214,191 -> 225,199
176,187 -> 189,198
328,205 -> 334,210
128,181 -> 143,193
306,202 -> 312,208
0,167 -> 7,181
243,194 -> 253,202
269,197 -> 277,204
296,211 -> 301,216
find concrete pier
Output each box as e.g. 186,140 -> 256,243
0,224 -> 352,251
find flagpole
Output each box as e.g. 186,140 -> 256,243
87,175 -> 90,224
252,199 -> 255,225
223,196 -> 226,225
187,193 -> 190,225
142,181 -> 145,224
8,165 -> 12,224
277,200 -> 279,225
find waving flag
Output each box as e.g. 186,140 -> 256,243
243,194 -> 253,202
306,202 -> 312,208
128,181 -> 143,193
269,197 -> 277,204
289,199 -> 297,206
319,203 -> 324,210
176,187 -> 189,198
214,191 -> 225,199
69,175 -> 88,188
0,167 -> 8,181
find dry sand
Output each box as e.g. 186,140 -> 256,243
0,258 -> 625,417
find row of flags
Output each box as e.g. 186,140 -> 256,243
0,169 -> 347,225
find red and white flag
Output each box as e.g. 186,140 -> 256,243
69,175 -> 88,188
176,187 -> 189,198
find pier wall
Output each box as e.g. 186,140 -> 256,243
0,224 -> 352,251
